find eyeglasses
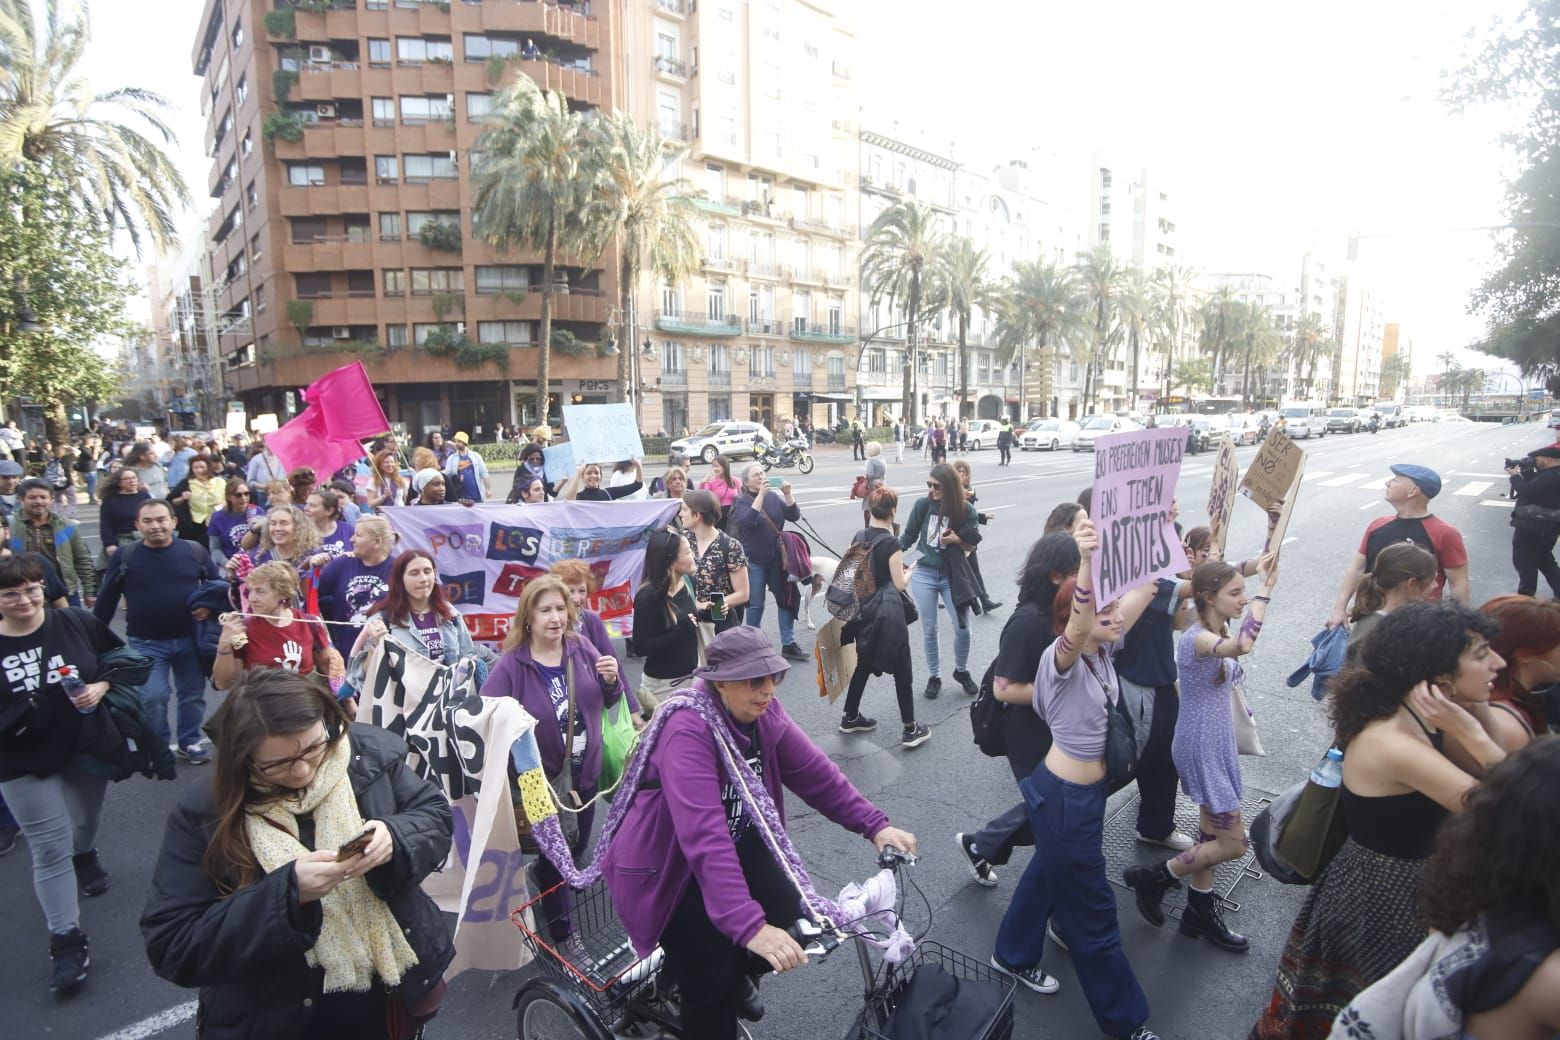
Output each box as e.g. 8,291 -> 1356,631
233,491 -> 251,498
926,482 -> 939,490
253,735 -> 333,777
0,584 -> 45,604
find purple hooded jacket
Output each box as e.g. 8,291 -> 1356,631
602,694 -> 889,957
481,635 -> 624,788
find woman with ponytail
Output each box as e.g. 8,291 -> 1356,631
1123,555 -> 1280,954
1346,542 -> 1436,665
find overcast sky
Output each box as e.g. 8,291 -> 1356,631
82,0 -> 1531,381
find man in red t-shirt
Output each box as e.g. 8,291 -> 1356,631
1326,463 -> 1469,628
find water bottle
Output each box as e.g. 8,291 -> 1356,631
59,666 -> 95,715
1309,747 -> 1344,788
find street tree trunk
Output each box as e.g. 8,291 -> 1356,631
536,223 -> 557,426
901,274 -> 921,427
957,312 -> 969,419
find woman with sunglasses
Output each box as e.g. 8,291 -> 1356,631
506,442 -> 552,504
141,669 -> 453,1040
602,626 -> 918,1039
208,481 -> 261,568
0,555 -> 123,993
900,463 -> 983,699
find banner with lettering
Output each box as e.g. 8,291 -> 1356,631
1089,427 -> 1191,605
380,499 -> 680,643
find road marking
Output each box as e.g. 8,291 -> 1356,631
1360,500 -> 1387,510
1281,537 -> 1298,546
95,1001 -> 198,1040
1358,478 -> 1390,490
1454,481 -> 1493,497
1455,471 -> 1511,478
1480,499 -> 1516,509
1300,471 -> 1333,483
1321,472 -> 1371,487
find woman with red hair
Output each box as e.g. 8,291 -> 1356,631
1477,594 -> 1560,752
347,550 -> 495,690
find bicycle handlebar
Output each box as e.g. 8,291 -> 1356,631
782,847 -> 916,956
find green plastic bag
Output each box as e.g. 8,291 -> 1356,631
598,695 -> 638,796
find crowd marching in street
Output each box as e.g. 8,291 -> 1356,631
0,414 -> 1556,1040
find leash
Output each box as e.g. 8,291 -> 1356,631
794,516 -> 844,561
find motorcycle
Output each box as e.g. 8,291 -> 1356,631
757,436 -> 816,474
1367,414 -> 1380,435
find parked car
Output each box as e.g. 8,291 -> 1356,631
1326,407 -> 1365,434
670,420 -> 774,463
1549,408 -> 1560,430
962,419 -> 1002,450
1226,414 -> 1263,446
1371,402 -> 1407,428
1072,414 -> 1143,452
1019,419 -> 1081,452
1279,404 -> 1328,439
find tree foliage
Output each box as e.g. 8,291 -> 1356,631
860,202 -> 945,424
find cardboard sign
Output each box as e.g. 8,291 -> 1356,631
1207,436 -> 1241,556
1240,425 -> 1302,512
541,441 -> 576,484
1089,427 -> 1191,606
561,403 -> 644,464
1263,456 -> 1306,559
250,413 -> 279,435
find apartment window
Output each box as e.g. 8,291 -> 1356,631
379,213 -> 402,241
462,34 -> 519,60
709,344 -> 730,374
706,284 -> 726,320
241,130 -> 252,158
704,164 -> 724,202
663,341 -> 686,374
409,268 -> 463,294
706,223 -> 726,260
368,38 -> 391,66
383,269 -> 406,294
867,349 -> 885,375
295,272 -> 332,298
234,74 -> 248,106
749,346 -> 775,378
466,92 -> 491,119
386,324 -> 409,348
374,155 -> 398,183
413,323 -> 455,345
250,233 -> 262,260
254,284 -> 266,313
793,290 -> 811,332
475,265 -> 529,294
372,98 -> 395,126
656,32 -> 677,62
827,299 -> 843,333
717,114 -> 737,145
231,19 -> 243,48
660,283 -> 679,315
827,354 -> 845,382
656,92 -> 679,137
407,210 -> 459,234
708,394 -> 731,422
794,348 -> 810,372
403,154 -> 457,181
793,185 -> 809,220
1100,168 -> 1112,189
396,37 -> 453,63
286,163 -> 325,186
400,96 -> 452,123
748,288 -> 760,323
477,321 -> 534,346
824,194 -> 842,228
245,182 -> 258,210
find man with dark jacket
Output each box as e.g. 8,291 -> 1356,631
1506,445 -> 1560,596
94,499 -> 220,764
731,463 -> 807,661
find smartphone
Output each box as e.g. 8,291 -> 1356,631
336,827 -> 375,862
766,476 -> 784,488
900,548 -> 922,569
710,592 -> 726,620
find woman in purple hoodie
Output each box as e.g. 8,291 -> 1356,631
602,626 -> 917,1039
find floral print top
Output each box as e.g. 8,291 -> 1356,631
684,529 -> 747,600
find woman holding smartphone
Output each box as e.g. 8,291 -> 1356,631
680,489 -> 749,636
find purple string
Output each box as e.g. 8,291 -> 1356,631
528,679 -> 846,927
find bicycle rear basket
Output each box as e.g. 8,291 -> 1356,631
510,878 -> 662,1018
854,941 -> 1017,1040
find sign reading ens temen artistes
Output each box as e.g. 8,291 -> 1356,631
1089,427 -> 1190,605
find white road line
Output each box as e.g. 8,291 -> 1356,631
1321,472 -> 1371,487
1281,536 -> 1298,546
1455,471 -> 1511,478
1358,478 -> 1389,490
1300,471 -> 1334,483
1480,499 -> 1516,509
1454,481 -> 1493,497
95,1001 -> 199,1040
1360,500 -> 1387,510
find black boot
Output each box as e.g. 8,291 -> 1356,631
49,928 -> 89,994
1179,887 -> 1249,953
737,975 -> 764,1021
1122,862 -> 1181,927
73,850 -> 111,897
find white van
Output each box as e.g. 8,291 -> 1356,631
1279,403 -> 1328,439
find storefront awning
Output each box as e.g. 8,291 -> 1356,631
798,392 -> 853,402
861,388 -> 902,401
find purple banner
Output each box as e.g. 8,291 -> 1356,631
1089,427 -> 1191,605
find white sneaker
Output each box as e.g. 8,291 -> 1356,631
1138,830 -> 1194,852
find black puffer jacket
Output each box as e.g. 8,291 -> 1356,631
141,724 -> 454,1040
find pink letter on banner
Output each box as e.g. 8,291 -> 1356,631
1089,427 -> 1190,606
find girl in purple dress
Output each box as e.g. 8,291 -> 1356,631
1124,554 -> 1279,953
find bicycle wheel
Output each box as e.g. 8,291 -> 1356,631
515,978 -> 614,1040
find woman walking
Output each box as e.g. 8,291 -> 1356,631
1123,556 -> 1281,952
1250,603 -> 1509,1038
838,488 -> 928,748
680,489 -> 749,636
126,444 -> 167,501
899,463 -> 982,699
860,442 -> 886,528
316,517 -> 399,663
348,550 -> 496,692
97,468 -> 149,568
208,481 -> 261,567
169,456 -> 225,548
141,670 -> 454,1039
1471,594 -> 1560,754
212,562 -> 341,692
632,530 -> 705,712
304,490 -> 354,561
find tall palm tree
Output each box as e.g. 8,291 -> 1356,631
1150,264 -> 1195,401
1075,243 -> 1124,413
1458,367 -> 1485,412
1379,351 -> 1412,398
472,80 -> 597,423
941,236 -> 1000,419
583,114 -> 700,420
1287,314 -> 1332,399
994,257 -> 1085,419
1229,301 -> 1280,407
1196,287 -> 1238,395
0,0 -> 189,254
861,202 -> 945,425
1117,267 -> 1154,411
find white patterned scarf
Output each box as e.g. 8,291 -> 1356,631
244,737 -> 420,993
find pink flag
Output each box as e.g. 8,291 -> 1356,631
265,407 -> 369,479
302,361 -> 390,441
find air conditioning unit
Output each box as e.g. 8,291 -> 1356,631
332,326 -> 352,339
315,103 -> 337,118
308,45 -> 332,64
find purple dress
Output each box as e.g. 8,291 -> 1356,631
1171,622 -> 1244,814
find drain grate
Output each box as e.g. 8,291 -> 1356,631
1101,788 -> 1273,914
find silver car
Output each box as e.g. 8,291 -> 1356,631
669,421 -> 774,464
1019,419 -> 1080,451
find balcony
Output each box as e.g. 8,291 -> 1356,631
708,370 -> 732,387
789,322 -> 856,345
702,254 -> 739,274
655,0 -> 687,14
658,120 -> 690,142
792,215 -> 851,238
661,369 -> 688,386
792,370 -> 813,389
655,311 -> 742,337
653,54 -> 688,80
745,259 -> 785,279
827,374 -> 848,391
748,318 -> 783,336
693,196 -> 742,217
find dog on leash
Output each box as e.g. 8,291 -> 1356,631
800,555 -> 838,630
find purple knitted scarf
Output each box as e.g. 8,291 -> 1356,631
527,679 -> 847,929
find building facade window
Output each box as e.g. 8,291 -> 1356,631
475,265 -> 529,294
286,163 -> 325,186
409,268 -> 463,294
383,269 -> 405,294
386,324 -> 409,348
396,37 -> 453,63
379,212 -> 402,240
368,38 -> 392,66
749,345 -> 775,378
706,284 -> 725,319
708,394 -> 731,422
374,155 -> 399,182
403,154 -> 457,180
477,321 -> 533,346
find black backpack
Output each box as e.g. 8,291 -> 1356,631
969,613 -> 1019,758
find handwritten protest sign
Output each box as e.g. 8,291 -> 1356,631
541,441 -> 575,484
1089,427 -> 1191,605
1263,455 -> 1306,558
1240,424 -> 1302,512
250,413 -> 279,435
562,403 -> 644,464
1207,436 -> 1241,556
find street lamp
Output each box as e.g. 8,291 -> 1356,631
855,314 -> 938,426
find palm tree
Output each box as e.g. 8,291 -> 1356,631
472,80 -> 597,424
1117,267 -> 1154,411
1075,243 -> 1124,413
994,257 -> 1085,419
1150,264 -> 1195,401
1196,286 -> 1238,394
1287,314 -> 1332,399
941,236 -> 1000,419
583,114 -> 700,422
1229,301 -> 1281,407
861,202 -> 945,425
1458,367 -> 1485,412
0,0 -> 189,254
1379,351 -> 1412,399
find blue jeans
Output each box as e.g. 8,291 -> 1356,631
0,788 -> 15,830
995,764 -> 1150,1039
129,635 -> 207,749
910,565 -> 970,677
744,557 -> 796,648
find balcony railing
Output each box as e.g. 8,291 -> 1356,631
657,120 -> 689,142
661,369 -> 688,386
702,254 -> 739,273
655,311 -> 742,336
708,370 -> 732,387
654,55 -> 687,78
792,371 -> 813,388
789,322 -> 856,345
826,374 -> 847,391
745,259 -> 782,278
655,0 -> 686,13
748,318 -> 783,336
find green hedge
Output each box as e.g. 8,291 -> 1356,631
467,436 -> 673,468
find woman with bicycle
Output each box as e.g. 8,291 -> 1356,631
603,626 -> 918,1040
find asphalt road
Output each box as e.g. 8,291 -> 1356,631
2,418 -> 1547,1040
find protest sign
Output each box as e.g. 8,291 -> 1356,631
813,617 -> 855,703
381,499 -> 679,643
541,441 -> 575,484
250,413 -> 278,435
1240,425 -> 1303,512
562,403 -> 644,464
1089,427 -> 1191,606
360,639 -> 539,974
1207,435 -> 1241,556
225,405 -> 247,435
133,425 -> 156,440
1263,455 -> 1306,558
